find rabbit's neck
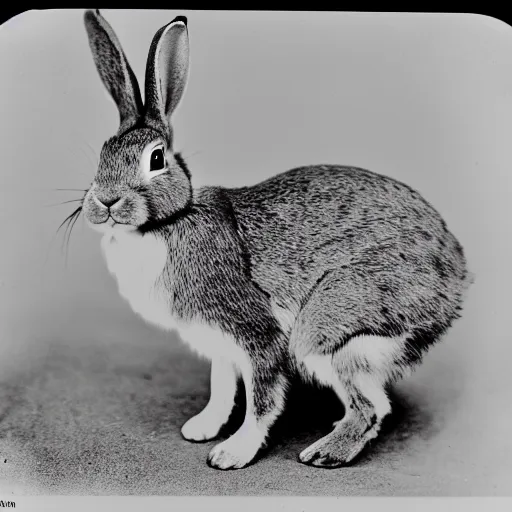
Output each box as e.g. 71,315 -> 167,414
100,229 -> 179,332
99,228 -> 241,362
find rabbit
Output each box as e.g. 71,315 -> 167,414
81,9 -> 472,470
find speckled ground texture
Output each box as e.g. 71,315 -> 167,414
0,280 -> 509,496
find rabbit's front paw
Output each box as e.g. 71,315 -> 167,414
207,427 -> 263,470
181,409 -> 225,442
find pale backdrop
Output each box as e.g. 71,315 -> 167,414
0,10 -> 511,495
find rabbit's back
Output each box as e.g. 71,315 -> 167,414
227,165 -> 469,342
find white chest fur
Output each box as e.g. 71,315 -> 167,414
100,230 -> 241,364
101,230 -> 178,332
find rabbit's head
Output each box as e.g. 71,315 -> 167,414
82,10 -> 191,233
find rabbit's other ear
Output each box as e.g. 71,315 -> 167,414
83,9 -> 143,133
144,16 -> 189,137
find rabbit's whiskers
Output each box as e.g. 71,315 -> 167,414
54,188 -> 89,192
57,205 -> 83,265
45,198 -> 85,208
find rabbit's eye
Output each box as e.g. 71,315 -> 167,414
150,148 -> 165,171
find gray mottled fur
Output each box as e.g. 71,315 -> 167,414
81,10 -> 472,469
228,165 -> 470,363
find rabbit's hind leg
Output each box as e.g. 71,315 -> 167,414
291,270 -> 411,468
298,340 -> 403,468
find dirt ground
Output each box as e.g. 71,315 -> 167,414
0,281 -> 509,496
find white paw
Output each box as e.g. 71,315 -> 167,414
207,426 -> 265,470
181,409 -> 225,442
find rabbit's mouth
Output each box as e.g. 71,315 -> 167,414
106,217 -> 138,231
86,215 -> 139,235
83,185 -> 150,231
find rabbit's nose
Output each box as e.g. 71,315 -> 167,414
97,196 -> 121,208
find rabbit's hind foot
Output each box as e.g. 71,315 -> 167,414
298,369 -> 388,468
296,334 -> 408,468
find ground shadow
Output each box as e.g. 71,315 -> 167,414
265,378 -> 437,465
152,364 -> 439,466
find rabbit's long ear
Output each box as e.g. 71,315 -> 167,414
83,10 -> 143,133
143,16 -> 189,137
